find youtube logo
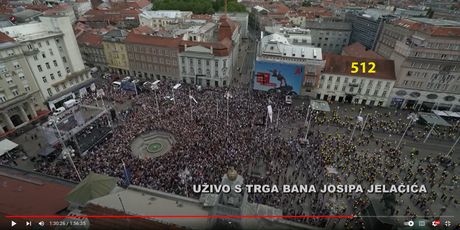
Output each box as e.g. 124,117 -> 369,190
11,221 -> 16,227
432,220 -> 441,227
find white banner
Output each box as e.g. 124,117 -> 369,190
267,105 -> 273,123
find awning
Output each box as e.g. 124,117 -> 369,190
418,112 -> 451,127
432,110 -> 449,117
445,111 -> 460,118
0,139 -> 18,156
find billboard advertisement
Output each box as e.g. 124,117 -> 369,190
253,60 -> 304,95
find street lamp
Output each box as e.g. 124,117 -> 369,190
396,113 -> 418,149
349,108 -> 363,143
172,83 -> 181,105
151,80 -> 160,115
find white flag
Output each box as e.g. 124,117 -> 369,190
267,105 -> 273,123
90,83 -> 96,92
189,95 -> 198,104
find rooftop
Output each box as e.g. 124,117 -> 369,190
77,31 -> 103,47
323,54 -> 396,80
124,32 -> 181,48
140,10 -> 193,19
303,21 -> 352,31
390,18 -> 460,37
342,42 -> 385,60
88,185 -> 212,229
261,33 -> 322,61
0,166 -> 75,215
0,31 -> 14,43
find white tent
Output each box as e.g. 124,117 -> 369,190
0,139 -> 18,156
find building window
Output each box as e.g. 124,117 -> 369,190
33,55 -> 38,61
54,86 -> 60,92
37,65 -> 43,72
57,71 -> 62,77
38,42 -> 42,48
215,60 -> 218,67
62,57 -> 67,63
24,86 -> 30,92
49,48 -> 53,56
53,60 -> 58,67
46,40 -> 50,46
42,53 -> 46,58
12,89 -> 19,96
42,76 -> 47,83
66,67 -> 70,73
50,73 -> 55,80
0,95 -> 6,102
47,88 -> 52,96
45,62 -> 50,69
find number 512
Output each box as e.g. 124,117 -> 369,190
351,62 -> 376,74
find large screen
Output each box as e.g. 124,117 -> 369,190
253,60 -> 304,95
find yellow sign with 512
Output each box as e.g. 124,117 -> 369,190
351,62 -> 376,74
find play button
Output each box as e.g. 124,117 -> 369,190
11,221 -> 16,227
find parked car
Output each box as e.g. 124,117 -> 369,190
52,107 -> 66,116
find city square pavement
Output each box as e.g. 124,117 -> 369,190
276,102 -> 459,229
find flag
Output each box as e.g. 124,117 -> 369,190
122,160 -> 131,188
90,83 -> 96,92
267,105 -> 273,123
189,95 -> 198,104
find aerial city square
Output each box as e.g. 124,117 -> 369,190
0,0 -> 459,229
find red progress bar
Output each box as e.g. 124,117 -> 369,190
6,215 -> 354,219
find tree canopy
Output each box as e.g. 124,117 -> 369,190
152,0 -> 247,14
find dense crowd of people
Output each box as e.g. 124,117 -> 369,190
34,79 -> 459,229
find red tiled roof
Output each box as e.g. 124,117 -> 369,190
132,25 -> 155,35
179,38 -> 232,57
124,32 -> 181,48
391,19 -> 460,37
323,54 -> 396,80
77,31 -> 103,47
43,3 -> 72,15
23,4 -> 50,12
342,42 -> 385,60
0,32 -> 15,43
218,15 -> 238,41
81,8 -> 141,22
0,173 -> 72,215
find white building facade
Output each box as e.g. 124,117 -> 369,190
178,16 -> 240,87
0,32 -> 46,134
0,16 -> 93,110
316,54 -> 396,106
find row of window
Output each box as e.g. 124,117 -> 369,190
181,57 -> 226,68
47,74 -> 90,96
26,39 -> 60,50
